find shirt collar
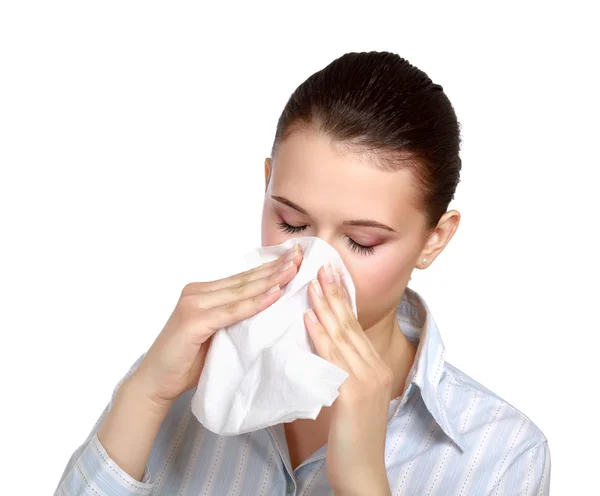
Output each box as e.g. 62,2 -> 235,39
389,286 -> 467,453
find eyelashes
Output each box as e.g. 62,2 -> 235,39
276,221 -> 376,256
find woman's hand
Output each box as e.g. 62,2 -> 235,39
303,262 -> 393,496
133,243 -> 303,412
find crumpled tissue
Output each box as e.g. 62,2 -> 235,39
190,236 -> 357,435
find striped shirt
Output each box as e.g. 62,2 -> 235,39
54,287 -> 551,495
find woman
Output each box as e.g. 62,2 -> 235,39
55,51 -> 550,495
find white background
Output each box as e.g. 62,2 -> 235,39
1,1 -> 597,494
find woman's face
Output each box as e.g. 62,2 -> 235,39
261,127 -> 434,330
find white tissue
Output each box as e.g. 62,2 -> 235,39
190,236 -> 357,435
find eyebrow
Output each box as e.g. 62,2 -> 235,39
271,195 -> 398,233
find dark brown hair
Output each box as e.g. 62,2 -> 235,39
270,51 -> 463,233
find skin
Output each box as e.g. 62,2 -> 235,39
261,124 -> 460,494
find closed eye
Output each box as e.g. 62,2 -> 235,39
276,221 -> 376,256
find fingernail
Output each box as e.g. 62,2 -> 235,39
333,264 -> 341,285
285,245 -> 299,261
324,262 -> 335,284
311,279 -> 323,297
306,308 -> 318,323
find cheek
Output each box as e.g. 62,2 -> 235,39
352,253 -> 404,297
349,249 -> 411,327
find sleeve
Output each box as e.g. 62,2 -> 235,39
489,440 -> 551,495
53,352 -> 155,496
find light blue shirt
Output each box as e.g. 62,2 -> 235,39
54,287 -> 550,495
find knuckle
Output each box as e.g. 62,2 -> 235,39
233,272 -> 251,286
265,274 -> 278,289
331,327 -> 350,346
223,300 -> 240,314
178,293 -> 197,311
229,281 -> 245,294
329,285 -> 344,299
340,317 -> 355,333
181,282 -> 204,295
253,292 -> 267,306
180,291 -> 215,312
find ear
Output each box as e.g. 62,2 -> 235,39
418,210 -> 461,268
264,157 -> 272,191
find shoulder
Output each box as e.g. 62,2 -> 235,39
440,360 -> 549,459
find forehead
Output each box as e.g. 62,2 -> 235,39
271,128 -> 422,228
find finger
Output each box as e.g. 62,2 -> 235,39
303,308 -> 350,373
201,281 -> 284,331
184,243 -> 302,295
317,266 -> 381,356
188,254 -> 302,311
309,277 -> 374,377
315,265 -> 381,368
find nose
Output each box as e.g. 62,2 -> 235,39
308,233 -> 347,265
309,231 -> 336,248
